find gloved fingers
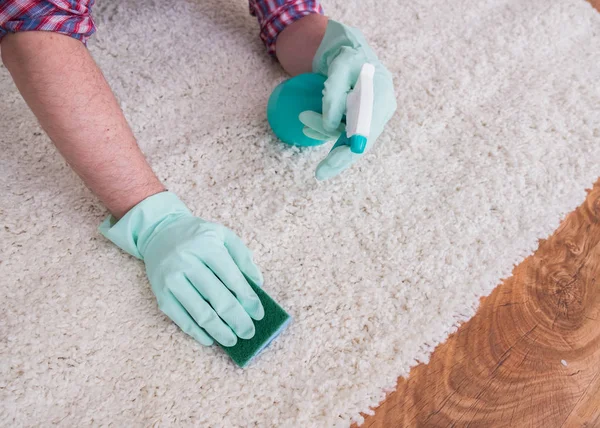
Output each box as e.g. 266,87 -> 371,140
222,229 -> 264,287
170,280 -> 238,347
299,111 -> 345,136
187,260 -> 260,335
303,127 -> 334,141
321,47 -> 361,132
299,110 -> 325,132
370,69 -> 398,141
315,69 -> 397,181
299,110 -> 344,141
315,143 -> 361,181
158,293 -> 214,346
202,251 -> 264,322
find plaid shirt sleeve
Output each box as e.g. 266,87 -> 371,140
249,0 -> 324,56
0,0 -> 95,44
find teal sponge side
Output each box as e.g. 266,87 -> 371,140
219,282 -> 291,368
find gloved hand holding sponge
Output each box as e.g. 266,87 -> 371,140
99,192 -> 265,348
100,18 -> 396,367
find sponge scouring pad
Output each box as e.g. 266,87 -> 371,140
219,282 -> 291,368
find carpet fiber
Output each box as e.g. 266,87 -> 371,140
1,0 -> 599,426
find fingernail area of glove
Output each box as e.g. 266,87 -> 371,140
197,334 -> 214,347
328,157 -> 346,169
239,323 -> 256,340
221,334 -> 238,347
244,264 -> 264,287
328,148 -> 353,169
249,297 -> 265,321
252,271 -> 265,287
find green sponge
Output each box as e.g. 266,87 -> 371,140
219,282 -> 291,368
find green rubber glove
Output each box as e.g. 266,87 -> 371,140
312,20 -> 397,180
99,191 -> 264,347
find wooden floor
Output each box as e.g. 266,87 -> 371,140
361,2 -> 600,421
361,180 -> 600,427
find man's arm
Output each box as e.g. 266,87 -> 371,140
248,0 -> 327,76
276,14 -> 328,76
1,31 -> 165,219
1,30 -> 265,347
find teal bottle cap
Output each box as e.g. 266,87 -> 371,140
267,73 -> 329,148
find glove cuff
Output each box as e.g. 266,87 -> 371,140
98,191 -> 191,259
312,20 -> 366,75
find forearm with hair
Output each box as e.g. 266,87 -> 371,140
276,14 -> 328,76
1,31 -> 165,219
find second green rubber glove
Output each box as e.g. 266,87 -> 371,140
99,192 -> 264,347
312,20 -> 398,180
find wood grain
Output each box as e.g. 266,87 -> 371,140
359,176 -> 600,427
358,4 -> 600,424
360,180 -> 600,427
356,4 -> 600,426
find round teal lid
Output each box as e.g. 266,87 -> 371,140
267,73 -> 328,147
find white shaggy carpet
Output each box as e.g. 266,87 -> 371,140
1,0 -> 600,426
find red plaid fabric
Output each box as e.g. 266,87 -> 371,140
249,0 -> 324,55
0,0 -> 95,43
0,0 -> 323,56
